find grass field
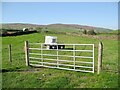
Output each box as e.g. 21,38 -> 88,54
2,33 -> 118,88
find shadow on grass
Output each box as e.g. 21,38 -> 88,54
1,66 -> 42,73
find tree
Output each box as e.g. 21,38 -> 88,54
87,30 -> 96,35
45,27 -> 48,29
83,29 -> 87,34
36,27 -> 43,33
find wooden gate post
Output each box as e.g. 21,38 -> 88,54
97,42 -> 103,74
25,41 -> 30,66
8,44 -> 12,63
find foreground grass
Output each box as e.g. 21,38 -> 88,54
2,33 -> 118,88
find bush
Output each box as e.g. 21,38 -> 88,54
36,27 -> 43,33
83,29 -> 87,34
87,30 -> 96,35
1,29 -> 7,34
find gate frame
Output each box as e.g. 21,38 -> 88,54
25,41 -> 95,73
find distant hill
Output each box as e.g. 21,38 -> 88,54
1,23 -> 113,33
1,23 -> 43,30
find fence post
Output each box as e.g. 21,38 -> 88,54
25,41 -> 29,66
8,44 -> 12,63
97,42 -> 103,74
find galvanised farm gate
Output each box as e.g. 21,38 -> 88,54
25,41 -> 95,73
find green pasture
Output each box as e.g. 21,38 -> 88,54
2,33 -> 118,88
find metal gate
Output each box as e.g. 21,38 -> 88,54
25,42 -> 94,73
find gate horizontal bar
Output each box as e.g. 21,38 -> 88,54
29,57 -> 93,64
29,48 -> 93,52
75,61 -> 93,64
30,60 -> 93,69
29,43 -> 94,46
29,57 -> 42,60
58,50 -> 93,52
29,53 -> 41,55
29,64 -> 94,73
29,48 -> 41,50
29,53 -> 93,59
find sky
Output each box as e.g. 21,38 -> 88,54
2,2 -> 118,30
